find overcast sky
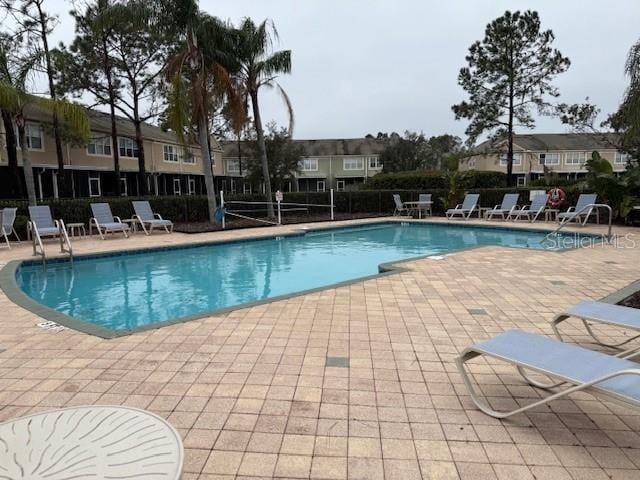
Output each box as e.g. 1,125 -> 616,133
40,0 -> 640,141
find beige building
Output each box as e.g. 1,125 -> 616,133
0,105 -> 224,199
219,138 -> 385,193
459,133 -> 633,185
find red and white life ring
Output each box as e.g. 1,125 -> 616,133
548,188 -> 566,209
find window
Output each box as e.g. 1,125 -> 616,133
230,179 -> 237,193
173,178 -> 181,195
118,137 -> 138,158
164,145 -> 179,162
120,176 -> 128,196
89,174 -> 101,197
343,157 -> 364,170
539,152 -> 560,165
243,183 -> 252,194
565,151 -> 586,165
368,157 -> 383,169
300,158 -> 318,171
226,159 -> 240,173
336,180 -> 346,192
615,152 -> 630,164
517,176 -> 526,187
183,150 -> 196,164
26,124 -> 43,150
500,153 -> 522,166
88,136 -> 111,156
188,177 -> 196,195
316,180 -> 325,192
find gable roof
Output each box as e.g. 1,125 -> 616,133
474,133 -> 620,154
221,137 -> 386,158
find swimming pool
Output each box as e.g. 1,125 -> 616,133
9,222 -> 581,337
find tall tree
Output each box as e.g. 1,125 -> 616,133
1,0 -> 69,197
452,10 -> 570,186
0,39 -> 90,205
235,18 -> 292,219
165,1 -> 240,221
59,0 -> 123,195
0,34 -> 21,197
609,39 -> 640,160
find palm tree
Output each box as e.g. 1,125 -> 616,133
609,39 -> 640,160
164,0 -> 241,222
235,18 -> 293,219
0,39 -> 90,205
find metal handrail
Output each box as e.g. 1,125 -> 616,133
547,203 -> 613,243
59,220 -> 73,263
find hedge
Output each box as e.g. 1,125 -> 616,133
367,170 -> 507,190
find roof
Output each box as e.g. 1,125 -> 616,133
221,137 -> 386,158
474,133 -> 620,154
24,103 -> 214,149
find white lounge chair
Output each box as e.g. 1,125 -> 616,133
446,193 -> 479,220
457,330 -> 640,418
486,193 -> 519,220
28,205 -> 72,257
557,194 -> 598,226
416,193 -> 433,217
90,203 -> 130,239
393,194 -> 410,216
509,193 -> 548,222
132,200 -> 173,235
0,207 -> 20,249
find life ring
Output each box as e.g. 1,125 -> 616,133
548,188 -> 566,209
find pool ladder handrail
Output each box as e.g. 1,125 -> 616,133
546,203 -> 613,243
29,219 -> 73,265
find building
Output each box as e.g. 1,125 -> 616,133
459,133 -> 633,185
0,104 -> 224,200
219,138 -> 385,193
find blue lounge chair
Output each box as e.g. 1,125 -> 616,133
557,194 -> 598,226
0,207 -> 20,249
457,330 -> 640,418
510,193 -> 548,222
28,206 -> 72,257
486,193 -> 519,220
446,193 -> 479,220
392,194 -> 409,216
132,201 -> 173,235
552,300 -> 640,351
90,203 -> 130,239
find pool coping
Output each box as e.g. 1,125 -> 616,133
0,219 -> 608,339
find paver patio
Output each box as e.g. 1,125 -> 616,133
1,218 -> 639,479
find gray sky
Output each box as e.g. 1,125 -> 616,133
42,0 -> 640,141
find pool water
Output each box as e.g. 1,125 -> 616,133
16,223 -> 576,332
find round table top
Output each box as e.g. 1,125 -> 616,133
0,405 -> 183,480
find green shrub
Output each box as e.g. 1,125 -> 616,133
456,171 -> 507,189
367,171 -> 449,190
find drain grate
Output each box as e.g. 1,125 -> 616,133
468,308 -> 487,315
326,356 -> 350,368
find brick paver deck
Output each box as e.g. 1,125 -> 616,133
1,218 -> 639,479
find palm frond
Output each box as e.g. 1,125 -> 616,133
166,74 -> 190,145
0,82 -> 23,113
276,82 -> 294,136
37,97 -> 91,142
625,39 -> 640,86
258,49 -> 291,80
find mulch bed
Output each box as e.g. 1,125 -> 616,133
619,291 -> 640,310
173,212 -> 387,234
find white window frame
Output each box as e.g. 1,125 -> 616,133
243,183 -> 252,194
173,178 -> 181,195
614,152 -> 629,165
183,149 -> 196,164
87,136 -> 112,157
368,157 -> 382,169
316,180 -> 325,192
565,151 -> 586,166
500,153 -> 522,166
343,157 -> 364,171
230,179 -> 237,193
336,180 -> 346,192
188,177 -> 196,195
118,137 -> 138,158
517,176 -> 526,187
120,175 -> 128,196
226,158 -> 240,174
539,152 -> 560,166
25,123 -> 44,151
164,144 -> 179,163
300,158 -> 318,171
88,174 -> 101,197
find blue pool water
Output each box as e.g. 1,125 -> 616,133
16,223 -> 577,332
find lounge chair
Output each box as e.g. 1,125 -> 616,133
0,207 -> 20,248
446,193 -> 479,220
132,201 -> 173,235
552,300 -> 640,351
416,193 -> 433,217
393,194 -> 409,216
486,193 -> 519,220
90,203 -> 130,239
557,193 -> 598,226
456,330 -> 640,418
509,193 -> 548,222
28,205 -> 72,257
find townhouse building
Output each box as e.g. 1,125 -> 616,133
219,137 -> 385,192
459,133 -> 633,185
0,105 -> 224,200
